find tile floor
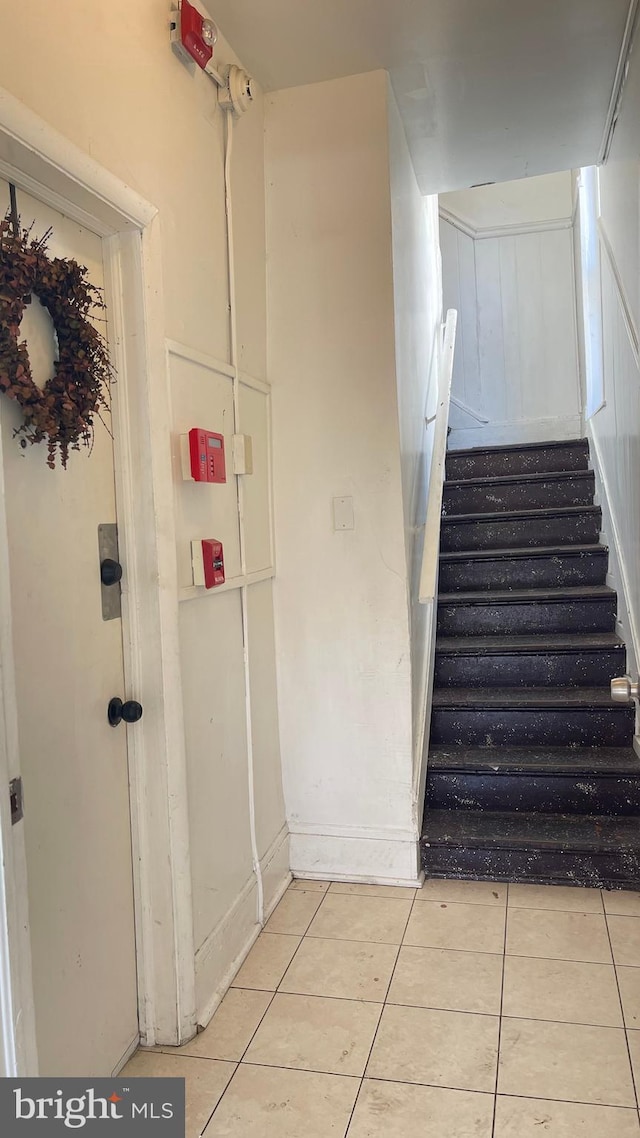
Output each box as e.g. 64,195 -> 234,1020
122,877 -> 640,1136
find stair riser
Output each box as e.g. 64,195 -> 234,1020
430,707 -> 634,746
427,772 -> 640,815
442,474 -> 594,517
439,552 -> 608,592
434,649 -> 625,688
440,512 -> 601,552
437,598 -> 616,637
445,443 -> 590,481
421,845 -> 640,890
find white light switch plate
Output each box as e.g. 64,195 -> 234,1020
332,496 -> 354,531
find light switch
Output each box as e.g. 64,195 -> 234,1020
232,433 -> 253,475
332,496 -> 354,531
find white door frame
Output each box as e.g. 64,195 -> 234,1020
0,87 -> 197,1074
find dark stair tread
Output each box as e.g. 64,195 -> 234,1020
438,585 -> 615,606
439,544 -> 606,563
435,632 -> 624,655
432,687 -> 620,709
444,469 -> 594,490
422,809 -> 640,853
429,439 -> 637,884
441,504 -> 601,526
427,745 -> 640,776
447,438 -> 588,461
437,505 -> 596,525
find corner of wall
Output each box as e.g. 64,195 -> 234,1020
266,67 -> 417,885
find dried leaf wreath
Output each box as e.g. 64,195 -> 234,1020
0,217 -> 111,468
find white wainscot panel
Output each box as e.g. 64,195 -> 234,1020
441,218 -> 581,447
179,590 -> 252,960
439,221 -> 481,415
591,252 -> 640,673
239,382 -> 273,574
169,350 -> 241,589
246,579 -> 287,858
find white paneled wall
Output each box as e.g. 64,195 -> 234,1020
578,36 -> 640,691
441,213 -> 582,449
588,244 -> 640,678
169,345 -> 287,1024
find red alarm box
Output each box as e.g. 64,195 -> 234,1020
174,0 -> 214,69
192,539 -> 225,589
185,427 -> 226,483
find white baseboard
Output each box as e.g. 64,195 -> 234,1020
260,825 -> 291,917
289,829 -> 421,886
447,414 -> 583,451
113,1033 -> 140,1075
193,825 -> 290,1030
194,876 -> 260,1027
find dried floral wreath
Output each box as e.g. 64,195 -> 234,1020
0,216 -> 111,468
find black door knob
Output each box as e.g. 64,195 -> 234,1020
108,697 -> 143,727
101,558 -> 123,586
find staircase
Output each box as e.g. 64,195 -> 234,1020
421,437 -> 640,890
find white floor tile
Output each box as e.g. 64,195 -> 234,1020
367,1003 -> 499,1093
348,1080 -> 494,1137
495,1096 -> 640,1137
203,1064 -> 359,1137
498,1017 -> 635,1106
388,945 -> 503,1015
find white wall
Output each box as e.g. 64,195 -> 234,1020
580,44 -> 640,683
444,172 -> 574,231
266,72 -> 421,884
440,174 -> 582,449
0,0 -> 287,1033
387,86 -> 443,812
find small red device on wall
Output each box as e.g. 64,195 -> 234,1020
172,0 -> 215,69
192,539 -> 225,589
188,427 -> 226,483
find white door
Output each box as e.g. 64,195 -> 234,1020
0,178 -> 138,1075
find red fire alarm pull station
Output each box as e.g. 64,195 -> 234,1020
172,0 -> 216,69
188,427 -> 226,483
192,539 -> 225,589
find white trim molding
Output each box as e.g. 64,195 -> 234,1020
194,826 -> 290,1029
599,0 -> 640,164
0,88 -> 156,234
598,220 -> 640,365
439,205 -> 573,242
450,394 -> 488,425
448,414 -> 583,451
289,825 -> 421,887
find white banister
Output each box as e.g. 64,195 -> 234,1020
450,394 -> 488,424
411,309 -> 457,816
419,308 -> 458,604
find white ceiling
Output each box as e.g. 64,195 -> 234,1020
208,0 -> 631,193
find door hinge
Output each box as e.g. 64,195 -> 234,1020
9,777 -> 23,825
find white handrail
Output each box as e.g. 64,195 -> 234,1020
450,394 -> 488,424
419,309 -> 458,603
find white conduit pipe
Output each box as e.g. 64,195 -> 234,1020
223,110 -> 264,926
